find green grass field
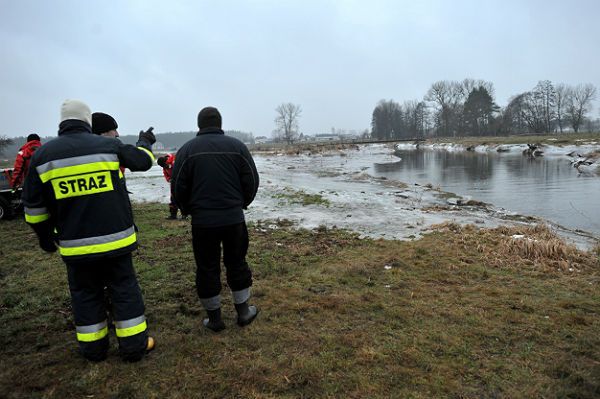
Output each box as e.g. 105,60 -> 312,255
1,203 -> 599,398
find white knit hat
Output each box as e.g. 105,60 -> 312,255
60,99 -> 92,126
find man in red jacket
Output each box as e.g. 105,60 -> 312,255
157,153 -> 179,219
10,133 -> 42,189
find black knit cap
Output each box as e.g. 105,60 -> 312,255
27,133 -> 40,142
92,112 -> 118,135
197,107 -> 222,129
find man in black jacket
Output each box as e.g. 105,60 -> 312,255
23,99 -> 156,361
172,106 -> 259,332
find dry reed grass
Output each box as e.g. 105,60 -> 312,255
430,222 -> 598,273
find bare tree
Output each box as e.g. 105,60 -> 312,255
0,135 -> 13,155
566,83 -> 597,133
425,79 -> 485,137
425,81 -> 456,136
533,80 -> 556,133
503,94 -> 530,134
460,78 -> 495,101
371,99 -> 404,140
555,83 -> 570,133
274,103 -> 302,144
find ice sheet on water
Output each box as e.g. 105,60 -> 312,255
125,144 -> 595,248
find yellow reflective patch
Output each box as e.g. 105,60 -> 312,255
25,213 -> 49,224
51,171 -> 114,199
116,320 -> 147,338
76,327 -> 108,342
39,161 -> 120,183
59,231 -> 137,257
137,147 -> 155,161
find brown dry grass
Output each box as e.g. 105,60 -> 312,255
1,204 -> 599,398
431,222 -> 597,272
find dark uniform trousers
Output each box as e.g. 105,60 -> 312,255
169,193 -> 178,217
192,222 -> 253,300
66,253 -> 147,361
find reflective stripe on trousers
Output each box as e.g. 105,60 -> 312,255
76,320 -> 108,342
115,315 -> 147,338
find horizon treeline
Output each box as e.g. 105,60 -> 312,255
371,79 -> 598,139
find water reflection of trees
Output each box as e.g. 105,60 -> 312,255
389,150 -> 496,183
377,149 -> 578,186
375,148 -> 597,234
501,155 -> 574,181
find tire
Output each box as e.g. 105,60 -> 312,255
0,196 -> 11,220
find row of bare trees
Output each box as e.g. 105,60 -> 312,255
371,79 -> 597,139
504,81 -> 597,134
0,136 -> 13,155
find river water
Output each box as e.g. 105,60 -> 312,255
127,142 -> 599,248
388,144 -> 600,237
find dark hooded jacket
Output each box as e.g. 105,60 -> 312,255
171,128 -> 259,227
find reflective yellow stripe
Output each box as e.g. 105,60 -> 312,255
116,320 -> 147,338
137,147 -> 155,161
76,327 -> 108,342
25,213 -> 49,224
39,161 -> 120,183
59,231 -> 137,256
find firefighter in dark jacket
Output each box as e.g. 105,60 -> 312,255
172,106 -> 260,332
22,99 -> 156,362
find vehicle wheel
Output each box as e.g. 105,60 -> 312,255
0,196 -> 11,220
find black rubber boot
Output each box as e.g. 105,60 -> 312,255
203,308 -> 226,332
235,302 -> 259,327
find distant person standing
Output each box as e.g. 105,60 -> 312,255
10,133 -> 42,189
157,153 -> 180,219
22,99 -> 157,362
172,106 -> 260,332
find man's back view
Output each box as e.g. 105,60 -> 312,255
172,106 -> 260,331
22,99 -> 157,361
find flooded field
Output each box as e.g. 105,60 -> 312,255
127,143 -> 599,249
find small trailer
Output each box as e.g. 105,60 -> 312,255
0,168 -> 23,220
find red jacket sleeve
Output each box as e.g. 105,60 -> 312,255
10,151 -> 26,188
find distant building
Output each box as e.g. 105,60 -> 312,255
314,133 -> 340,142
255,136 -> 269,144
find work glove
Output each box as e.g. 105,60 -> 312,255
138,127 -> 156,145
39,236 -> 57,253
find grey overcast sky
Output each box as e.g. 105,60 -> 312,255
1,0 -> 599,138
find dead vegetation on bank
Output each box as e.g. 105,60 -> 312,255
431,222 -> 598,273
251,142 -> 361,156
